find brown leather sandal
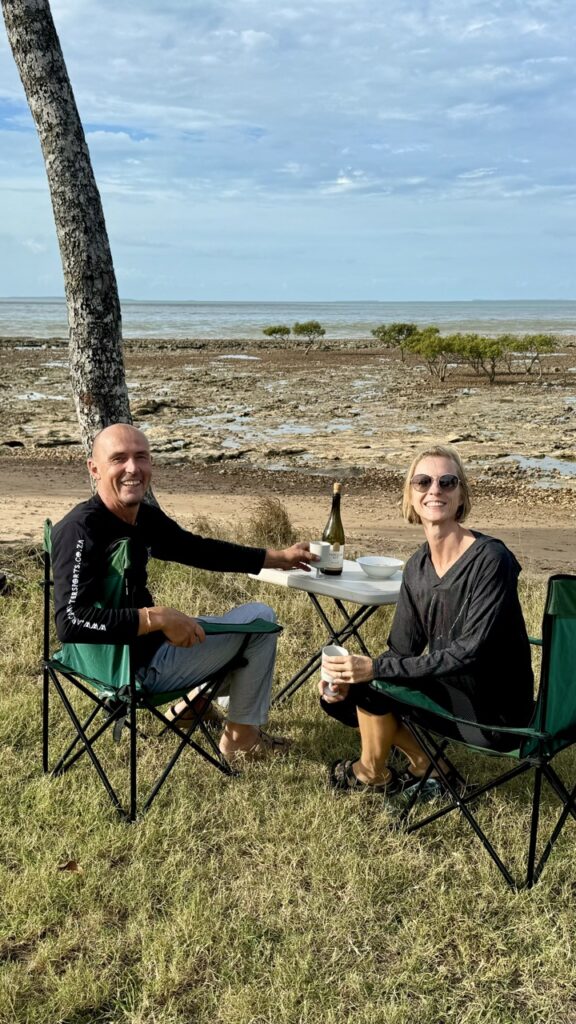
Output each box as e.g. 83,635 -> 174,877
165,695 -> 224,728
225,729 -> 292,762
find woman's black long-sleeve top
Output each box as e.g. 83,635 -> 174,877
371,532 -> 534,727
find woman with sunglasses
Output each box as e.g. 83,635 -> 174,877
322,443 -> 534,795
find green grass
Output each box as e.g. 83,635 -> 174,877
1,522 -> 576,1024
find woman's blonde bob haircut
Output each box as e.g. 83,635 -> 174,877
402,443 -> 472,525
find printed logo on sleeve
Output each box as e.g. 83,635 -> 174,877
65,538 -> 108,632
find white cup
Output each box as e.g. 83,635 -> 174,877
321,643 -> 348,684
321,643 -> 349,701
309,540 -> 330,574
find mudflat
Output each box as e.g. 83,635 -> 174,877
1,337 -> 575,576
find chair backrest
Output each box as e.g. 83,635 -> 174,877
44,520 -> 283,695
44,520 -> 132,692
522,574 -> 576,758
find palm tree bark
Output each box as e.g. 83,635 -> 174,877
1,0 -> 131,453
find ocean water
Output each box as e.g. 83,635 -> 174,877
1,297 -> 576,340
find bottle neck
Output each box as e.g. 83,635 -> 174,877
331,493 -> 341,514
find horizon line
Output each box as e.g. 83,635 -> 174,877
1,296 -> 575,304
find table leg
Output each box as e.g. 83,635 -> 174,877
272,598 -> 380,705
334,599 -> 374,655
272,647 -> 324,705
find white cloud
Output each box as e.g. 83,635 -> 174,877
321,170 -> 379,194
23,238 -> 47,254
460,18 -> 503,37
458,168 -> 497,179
86,130 -> 151,148
519,19 -> 547,35
268,7 -> 304,24
446,103 -> 507,121
240,29 -> 273,48
467,65 -> 516,83
277,162 -> 305,175
524,55 -> 569,65
377,109 -> 421,122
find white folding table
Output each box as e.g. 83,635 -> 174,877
249,559 -> 402,704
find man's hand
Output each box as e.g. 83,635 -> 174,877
321,653 -> 373,684
263,542 -> 317,572
161,610 -> 206,647
139,607 -> 206,647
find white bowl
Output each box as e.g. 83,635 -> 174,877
356,556 -> 404,579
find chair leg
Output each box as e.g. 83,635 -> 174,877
403,738 -> 574,890
52,699 -> 122,776
142,701 -> 236,816
525,767 -> 543,889
542,764 -> 576,825
45,648 -> 247,819
140,673 -> 239,814
398,737 -> 452,821
401,721 -> 524,889
42,665 -> 50,773
129,697 -> 137,823
50,672 -> 126,818
52,700 -> 109,775
530,769 -> 576,886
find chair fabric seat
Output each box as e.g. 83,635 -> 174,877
46,659 -> 208,708
372,573 -> 576,890
373,680 -> 549,753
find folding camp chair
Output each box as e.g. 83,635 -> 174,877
42,520 -> 282,821
373,574 -> 576,890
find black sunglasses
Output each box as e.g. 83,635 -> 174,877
411,474 -> 460,493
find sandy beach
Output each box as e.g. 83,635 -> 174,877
1,337 -> 575,576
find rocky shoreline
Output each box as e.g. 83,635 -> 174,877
2,336 -> 576,506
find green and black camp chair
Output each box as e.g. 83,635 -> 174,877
373,574 -> 576,890
42,520 -> 282,821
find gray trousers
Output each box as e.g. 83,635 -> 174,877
136,602 -> 278,725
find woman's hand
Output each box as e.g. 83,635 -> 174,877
322,653 -> 373,685
317,680 -> 349,702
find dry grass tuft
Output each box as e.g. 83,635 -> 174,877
242,496 -> 296,548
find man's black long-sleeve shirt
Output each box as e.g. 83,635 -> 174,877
371,532 -> 534,726
51,495 -> 266,670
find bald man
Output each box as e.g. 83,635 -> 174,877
51,423 -> 315,758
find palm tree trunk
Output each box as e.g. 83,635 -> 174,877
1,0 -> 131,454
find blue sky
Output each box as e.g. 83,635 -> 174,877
1,0 -> 575,300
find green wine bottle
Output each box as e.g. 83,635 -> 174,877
321,482 -> 345,575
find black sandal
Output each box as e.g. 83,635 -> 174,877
329,759 -> 401,795
398,767 -> 466,802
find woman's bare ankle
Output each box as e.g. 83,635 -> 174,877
408,756 -> 448,778
354,760 -> 392,785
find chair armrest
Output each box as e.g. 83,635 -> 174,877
198,618 -> 282,635
373,679 -> 548,739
